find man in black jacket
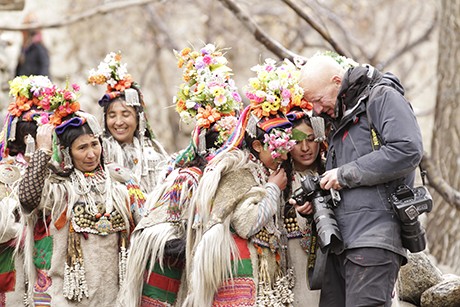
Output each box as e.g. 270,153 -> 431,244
299,54 -> 423,307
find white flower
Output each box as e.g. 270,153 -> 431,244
185,99 -> 196,109
179,111 -> 194,124
268,79 -> 280,91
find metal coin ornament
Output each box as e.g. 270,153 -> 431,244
95,215 -> 112,236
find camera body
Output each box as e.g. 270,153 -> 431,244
389,185 -> 433,253
292,175 -> 343,253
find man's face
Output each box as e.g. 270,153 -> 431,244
302,80 -> 340,119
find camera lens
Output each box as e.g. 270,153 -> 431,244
400,220 -> 426,253
313,197 -> 343,254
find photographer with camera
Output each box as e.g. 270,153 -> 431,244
299,53 -> 424,307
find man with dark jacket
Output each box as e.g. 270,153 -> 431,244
299,54 -> 423,307
15,13 -> 50,77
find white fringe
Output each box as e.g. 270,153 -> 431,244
118,223 -> 179,307
22,214 -> 38,306
0,196 -> 20,244
184,220 -> 239,307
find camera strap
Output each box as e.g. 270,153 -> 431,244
306,224 -> 328,290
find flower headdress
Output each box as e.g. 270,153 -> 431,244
173,43 -> 242,128
172,43 -> 242,165
210,105 -> 295,161
42,82 -> 81,126
244,58 -> 308,118
314,50 -> 359,70
87,51 -> 142,108
87,51 -> 158,151
0,75 -> 53,158
6,75 -> 52,117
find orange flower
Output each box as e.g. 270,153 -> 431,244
177,57 -> 185,68
114,53 -> 122,62
181,47 -> 191,56
176,99 -> 187,113
196,105 -> 221,128
249,103 -> 264,119
49,114 -> 63,125
7,97 -> 33,117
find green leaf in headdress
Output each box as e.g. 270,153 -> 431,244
291,128 -> 308,142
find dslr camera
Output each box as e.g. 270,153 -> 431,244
292,175 -> 343,253
389,185 -> 433,253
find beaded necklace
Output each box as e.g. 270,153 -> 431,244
248,153 -> 270,186
70,165 -> 113,216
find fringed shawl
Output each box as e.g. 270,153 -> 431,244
184,150 -> 268,307
118,166 -> 202,307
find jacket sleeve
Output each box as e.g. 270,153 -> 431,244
338,86 -> 423,188
19,149 -> 51,212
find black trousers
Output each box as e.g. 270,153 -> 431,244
319,247 -> 402,307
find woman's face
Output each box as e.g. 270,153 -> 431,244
106,100 -> 137,144
291,122 -> 320,172
254,140 -> 288,171
70,134 -> 102,173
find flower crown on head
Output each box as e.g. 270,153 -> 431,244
257,115 -> 296,159
7,75 -> 53,118
244,58 -> 307,118
173,43 -> 242,128
42,81 -> 81,126
315,50 -> 359,70
87,51 -> 133,93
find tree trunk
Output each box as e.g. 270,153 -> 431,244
426,0 -> 460,274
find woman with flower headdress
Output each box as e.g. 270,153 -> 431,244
118,43 -> 242,307
0,75 -> 52,306
17,81 -> 146,306
183,58 -> 305,306
285,106 -> 328,306
87,52 -> 168,194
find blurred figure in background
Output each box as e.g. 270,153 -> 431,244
15,13 -> 50,78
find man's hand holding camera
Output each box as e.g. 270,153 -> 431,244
319,168 -> 342,191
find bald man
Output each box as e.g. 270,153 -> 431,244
299,55 -> 424,307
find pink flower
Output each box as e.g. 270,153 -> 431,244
232,92 -> 242,102
63,90 -> 73,101
72,83 -> 80,91
41,97 -> 51,110
203,55 -> 212,65
281,89 -> 291,99
39,114 -> 49,124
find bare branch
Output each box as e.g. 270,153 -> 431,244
304,0 -> 361,60
281,0 -> 348,57
0,0 -> 158,31
421,152 -> 460,210
216,0 -> 304,62
144,4 -> 179,52
377,8 -> 438,69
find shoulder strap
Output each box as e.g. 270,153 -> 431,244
365,85 -> 384,150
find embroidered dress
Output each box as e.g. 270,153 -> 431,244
0,155 -> 28,307
103,135 -> 168,194
19,150 -> 145,307
185,150 -> 294,307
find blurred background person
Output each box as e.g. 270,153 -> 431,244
15,12 -> 50,78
